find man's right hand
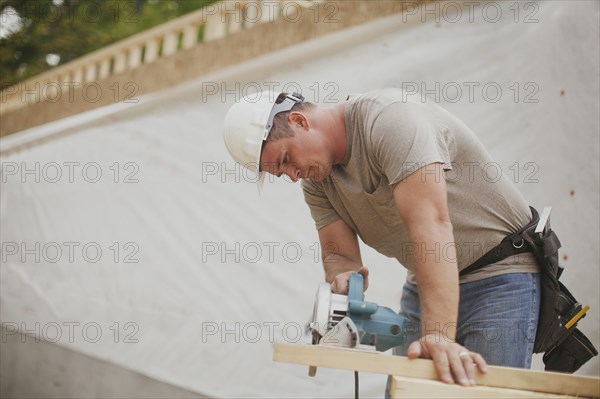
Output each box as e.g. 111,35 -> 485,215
330,266 -> 369,294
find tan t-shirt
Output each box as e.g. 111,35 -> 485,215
302,88 -> 539,284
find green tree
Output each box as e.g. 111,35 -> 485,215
0,0 -> 217,90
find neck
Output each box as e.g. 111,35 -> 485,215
320,103 -> 347,165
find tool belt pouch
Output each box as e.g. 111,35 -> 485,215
520,225 -> 598,372
543,327 -> 598,373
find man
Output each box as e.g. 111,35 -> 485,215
223,89 -> 540,386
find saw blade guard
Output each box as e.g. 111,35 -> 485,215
310,282 -> 349,338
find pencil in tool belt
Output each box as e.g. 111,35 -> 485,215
565,305 -> 590,330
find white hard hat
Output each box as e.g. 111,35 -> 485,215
223,91 -> 305,192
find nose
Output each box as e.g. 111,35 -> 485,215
284,166 -> 301,182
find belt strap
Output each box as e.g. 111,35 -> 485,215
459,207 -> 539,277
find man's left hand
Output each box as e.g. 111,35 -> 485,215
407,334 -> 488,386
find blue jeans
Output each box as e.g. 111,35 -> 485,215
393,272 -> 541,368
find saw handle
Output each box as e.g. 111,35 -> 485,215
348,273 -> 378,315
348,273 -> 364,300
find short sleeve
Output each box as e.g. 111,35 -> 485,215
370,102 -> 454,186
301,179 -> 341,230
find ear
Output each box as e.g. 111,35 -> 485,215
288,112 -> 309,130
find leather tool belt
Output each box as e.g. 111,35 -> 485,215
460,207 -> 597,373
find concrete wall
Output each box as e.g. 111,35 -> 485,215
0,327 -> 205,399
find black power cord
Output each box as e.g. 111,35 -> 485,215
354,370 -> 359,399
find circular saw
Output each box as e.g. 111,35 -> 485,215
309,273 -> 406,352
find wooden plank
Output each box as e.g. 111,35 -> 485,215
389,376 -> 573,399
273,343 -> 600,398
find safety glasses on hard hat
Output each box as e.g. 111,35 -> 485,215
262,92 -> 305,141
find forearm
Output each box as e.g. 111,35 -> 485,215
411,221 -> 459,341
392,163 -> 487,384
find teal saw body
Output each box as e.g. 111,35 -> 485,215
310,273 -> 406,352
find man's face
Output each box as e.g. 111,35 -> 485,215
259,127 -> 334,183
